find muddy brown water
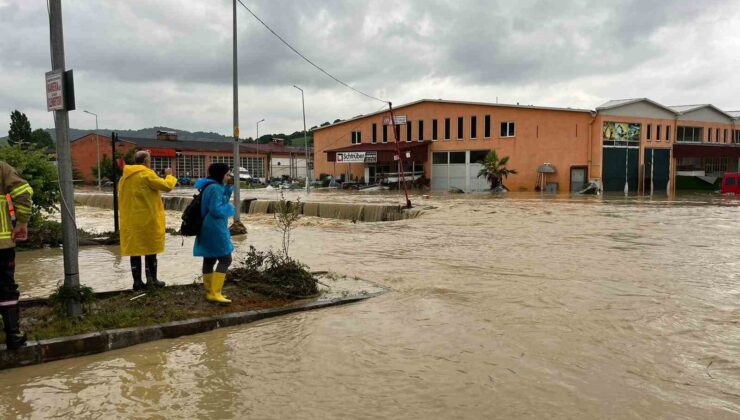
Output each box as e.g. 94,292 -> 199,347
1,190 -> 740,418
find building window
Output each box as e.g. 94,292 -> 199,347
210,155 -> 235,168
716,128 -> 720,143
656,125 -> 661,142
484,115 -> 491,138
705,157 -> 728,174
444,118 -> 451,140
735,129 -> 740,143
239,156 -> 265,179
149,157 -> 172,175
394,124 -> 400,141
677,126 -> 703,143
176,154 -> 206,178
351,131 -> 362,144
406,121 -> 412,142
724,129 -> 728,143
372,123 -> 377,144
500,122 -> 516,138
708,128 -> 712,142
470,116 -> 477,139
432,119 -> 438,141
457,117 -> 463,140
666,125 -> 671,143
646,124 -> 652,141
418,120 -> 424,141
383,125 -> 388,143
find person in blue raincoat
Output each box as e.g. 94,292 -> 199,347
194,163 -> 235,304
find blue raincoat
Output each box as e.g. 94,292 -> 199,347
193,178 -> 235,258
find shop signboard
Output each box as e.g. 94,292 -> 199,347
336,151 -> 378,163
603,121 -> 640,145
382,116 -> 407,125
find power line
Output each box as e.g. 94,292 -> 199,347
236,0 -> 389,105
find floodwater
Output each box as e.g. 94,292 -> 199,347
2,190 -> 740,418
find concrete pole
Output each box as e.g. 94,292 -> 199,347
84,110 -> 100,191
293,85 -> 310,193
232,0 -> 241,222
49,0 -> 81,316
257,118 -> 264,181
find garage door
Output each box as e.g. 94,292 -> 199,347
602,147 -> 639,192
432,151 -> 467,191
644,148 -> 670,194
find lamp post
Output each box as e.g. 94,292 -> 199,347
83,110 -> 101,191
257,118 -> 264,181
293,85 -> 310,194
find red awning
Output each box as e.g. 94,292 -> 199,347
673,144 -> 740,159
325,141 -> 430,164
145,147 -> 177,158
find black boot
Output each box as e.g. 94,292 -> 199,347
1,304 -> 26,350
145,255 -> 165,289
131,257 -> 146,291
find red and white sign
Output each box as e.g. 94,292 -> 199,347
45,71 -> 64,111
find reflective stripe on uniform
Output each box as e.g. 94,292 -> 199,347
0,300 -> 19,306
9,184 -> 32,198
14,204 -> 30,215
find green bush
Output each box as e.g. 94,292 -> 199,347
228,246 -> 318,299
0,146 -> 60,222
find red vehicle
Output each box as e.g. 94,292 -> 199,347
721,172 -> 740,195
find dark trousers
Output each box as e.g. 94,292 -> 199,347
202,255 -> 232,274
0,248 -> 19,304
130,254 -> 158,284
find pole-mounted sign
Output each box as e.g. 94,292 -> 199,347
45,70 -> 64,111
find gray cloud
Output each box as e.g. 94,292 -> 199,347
1,0 -> 738,135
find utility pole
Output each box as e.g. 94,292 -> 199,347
83,110 -> 101,191
49,0 -> 81,316
256,118 -> 264,181
388,102 -> 412,208
293,85 -> 310,194
230,0 -> 246,234
111,133 -> 119,233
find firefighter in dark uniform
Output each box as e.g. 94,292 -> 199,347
0,161 -> 32,350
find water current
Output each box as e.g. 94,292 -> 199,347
1,190 -> 739,418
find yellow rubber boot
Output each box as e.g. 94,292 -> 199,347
208,272 -> 231,304
202,273 -> 214,300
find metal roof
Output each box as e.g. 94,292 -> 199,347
596,98 -> 678,115
668,104 -> 737,120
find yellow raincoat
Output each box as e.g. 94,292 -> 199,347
118,165 -> 177,256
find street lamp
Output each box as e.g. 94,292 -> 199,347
83,110 -> 101,191
293,85 -> 310,194
256,118 -> 265,181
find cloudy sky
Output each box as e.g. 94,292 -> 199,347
2,0 -> 739,136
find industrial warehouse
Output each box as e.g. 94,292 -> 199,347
71,131 -> 311,184
313,98 -> 740,194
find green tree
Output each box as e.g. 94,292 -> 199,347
0,146 -> 60,223
92,148 -> 136,180
8,110 -> 32,147
477,150 -> 517,191
30,129 -> 54,150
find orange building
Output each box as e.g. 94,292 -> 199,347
313,99 -> 740,193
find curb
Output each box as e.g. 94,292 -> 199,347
0,291 -> 385,370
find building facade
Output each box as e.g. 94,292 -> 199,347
71,132 -> 312,184
313,99 -> 740,193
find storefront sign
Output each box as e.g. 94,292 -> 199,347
337,151 -> 378,163
383,116 -> 407,125
45,70 -> 64,111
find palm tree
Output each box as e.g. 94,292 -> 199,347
477,150 -> 517,191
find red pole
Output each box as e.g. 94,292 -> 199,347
388,102 -> 412,208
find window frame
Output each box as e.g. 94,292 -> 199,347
444,118 -> 451,140
432,119 -> 438,141
470,116 -> 477,139
418,120 -> 424,142
484,115 -> 491,139
406,121 -> 412,142
457,117 -> 464,140
500,121 -> 516,138
646,124 -> 652,141
372,123 -> 377,144
382,125 -> 388,143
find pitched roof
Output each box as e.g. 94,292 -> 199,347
668,104 -> 736,120
727,111 -> 740,119
596,98 -> 678,115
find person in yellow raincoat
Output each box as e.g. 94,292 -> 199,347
119,151 -> 177,291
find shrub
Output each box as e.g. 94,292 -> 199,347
228,246 -> 318,299
0,146 -> 60,222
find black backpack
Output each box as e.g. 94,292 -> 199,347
180,184 -> 213,236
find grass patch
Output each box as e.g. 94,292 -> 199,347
16,283 -> 294,341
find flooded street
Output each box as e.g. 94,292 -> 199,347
2,191 -> 740,418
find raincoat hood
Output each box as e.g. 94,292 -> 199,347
194,178 -> 219,190
121,165 -> 150,181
